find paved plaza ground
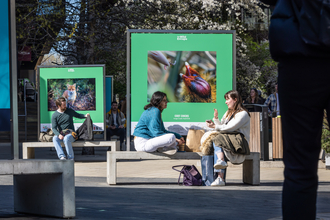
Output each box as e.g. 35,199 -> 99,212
0,146 -> 330,219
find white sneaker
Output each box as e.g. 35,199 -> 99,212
211,177 -> 225,186
157,146 -> 177,155
214,159 -> 228,170
59,156 -> 66,160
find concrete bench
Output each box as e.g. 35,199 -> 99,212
23,140 -> 120,159
0,159 -> 75,218
107,152 -> 260,185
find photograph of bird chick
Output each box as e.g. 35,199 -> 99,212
178,61 -> 216,103
147,51 -> 216,103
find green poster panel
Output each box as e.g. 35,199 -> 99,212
128,30 -> 235,135
38,65 -> 105,132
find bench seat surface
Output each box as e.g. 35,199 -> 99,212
108,151 -> 258,160
22,140 -> 120,159
23,140 -> 117,147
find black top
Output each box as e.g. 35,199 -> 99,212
244,98 -> 263,112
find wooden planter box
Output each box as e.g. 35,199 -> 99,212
249,112 -> 261,154
272,117 -> 283,160
249,112 -> 269,160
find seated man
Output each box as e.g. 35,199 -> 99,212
52,97 -> 88,160
106,101 -> 126,149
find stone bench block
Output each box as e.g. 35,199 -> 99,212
0,160 -> 75,218
107,151 -> 260,185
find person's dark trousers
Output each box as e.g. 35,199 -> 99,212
106,127 -> 125,147
278,57 -> 330,220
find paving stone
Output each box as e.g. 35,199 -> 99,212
0,145 -> 329,219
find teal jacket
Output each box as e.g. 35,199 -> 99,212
133,107 -> 181,139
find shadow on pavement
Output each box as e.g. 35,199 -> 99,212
1,180 -> 330,220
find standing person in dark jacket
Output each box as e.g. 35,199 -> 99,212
264,83 -> 279,117
262,0 -> 330,219
52,97 -> 88,160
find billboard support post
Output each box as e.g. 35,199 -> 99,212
105,75 -> 114,141
10,0 -> 19,159
126,31 -> 131,151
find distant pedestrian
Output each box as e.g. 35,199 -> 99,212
244,88 -> 263,112
264,83 -> 279,117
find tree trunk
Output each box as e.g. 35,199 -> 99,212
80,0 -> 95,155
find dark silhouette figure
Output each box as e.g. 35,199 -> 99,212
262,0 -> 330,219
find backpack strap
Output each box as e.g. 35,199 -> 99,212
172,165 -> 185,173
172,165 -> 187,185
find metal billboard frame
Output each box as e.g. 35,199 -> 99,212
37,64 -> 106,141
126,29 -> 236,151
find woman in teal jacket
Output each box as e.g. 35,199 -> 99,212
133,91 -> 185,155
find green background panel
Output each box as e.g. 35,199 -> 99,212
131,33 -> 234,122
39,66 -> 104,124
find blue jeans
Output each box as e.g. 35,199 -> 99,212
213,143 -> 226,174
53,134 -> 75,159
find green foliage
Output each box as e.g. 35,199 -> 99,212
17,0 -> 273,98
322,111 -> 330,153
101,50 -> 127,97
113,80 -> 127,99
16,1 -> 66,57
237,36 -> 278,99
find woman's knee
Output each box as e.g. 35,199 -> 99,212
167,133 -> 176,144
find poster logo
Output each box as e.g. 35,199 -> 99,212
68,69 -> 75,72
177,36 -> 187,41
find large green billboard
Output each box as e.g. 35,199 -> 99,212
129,30 -> 235,135
38,65 -> 105,132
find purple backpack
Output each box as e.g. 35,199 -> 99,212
172,165 -> 203,186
